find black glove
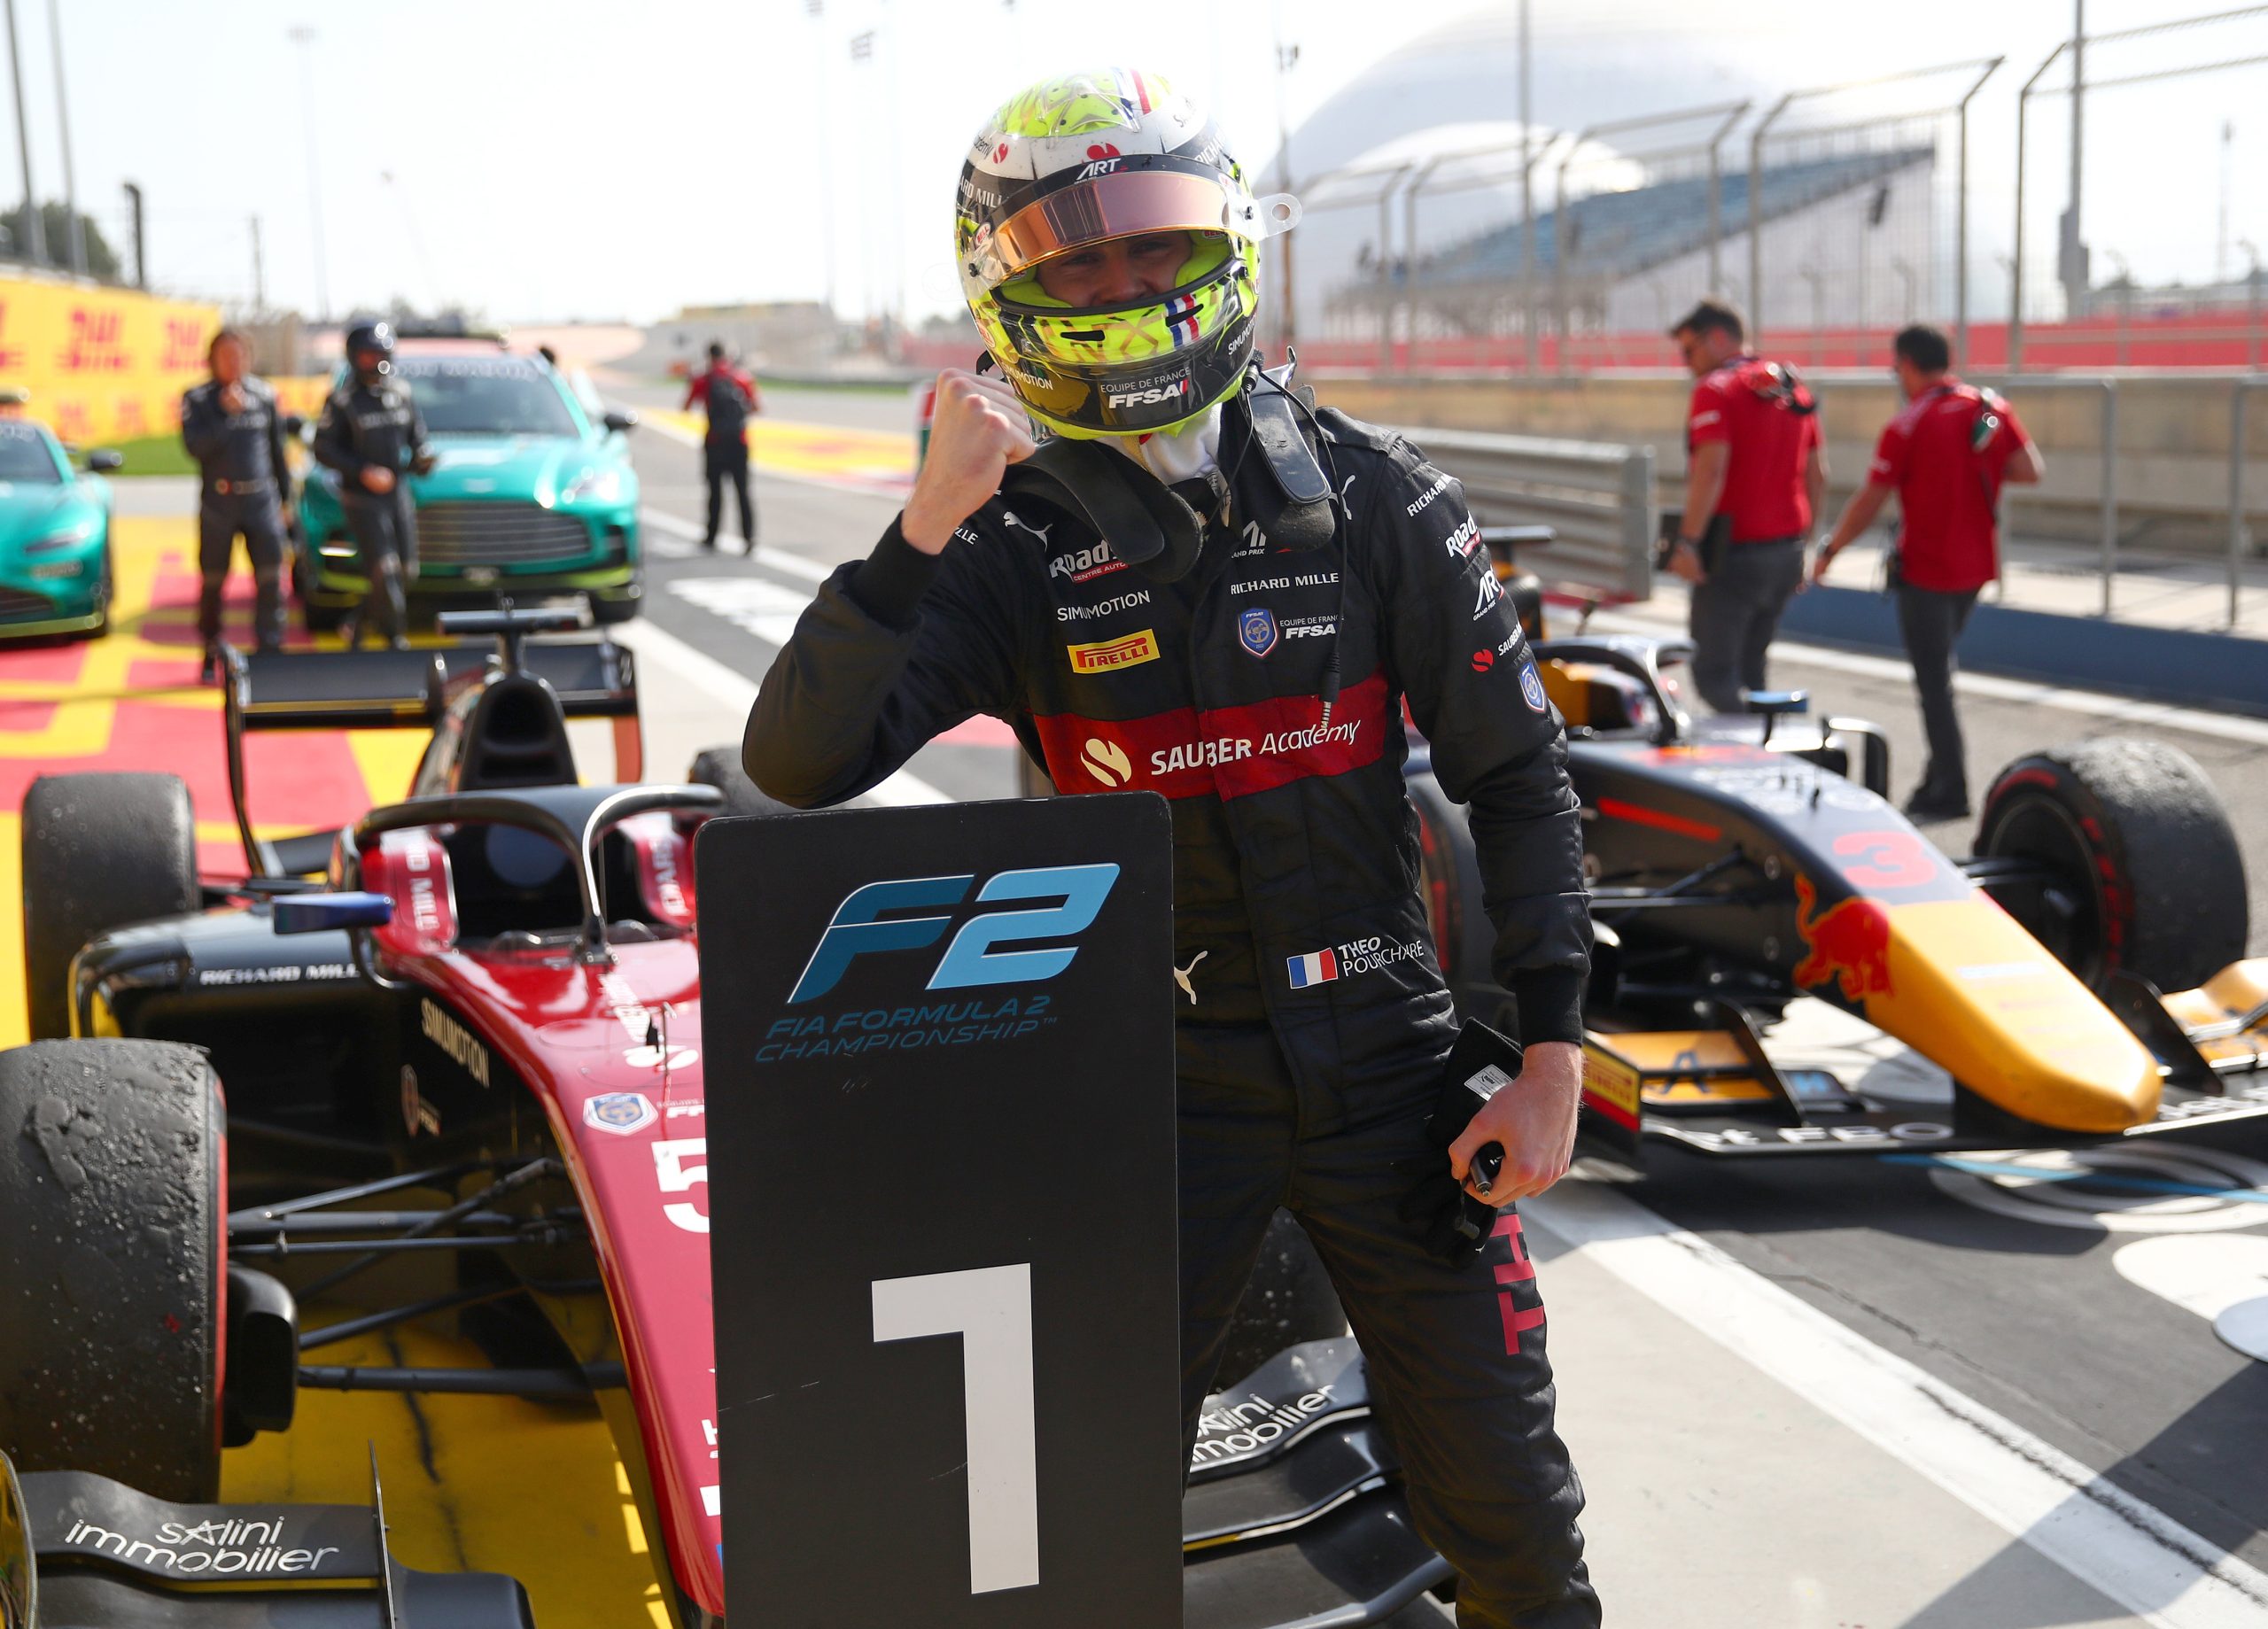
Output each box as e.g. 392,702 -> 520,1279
1400,1020 -> 1522,1264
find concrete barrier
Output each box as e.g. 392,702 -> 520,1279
1778,583 -> 2268,717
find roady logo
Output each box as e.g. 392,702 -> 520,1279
1049,539 -> 1124,584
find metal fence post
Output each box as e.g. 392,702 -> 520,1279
1621,442 -> 1658,601
1953,58 -> 2003,368
2099,378 -> 2117,617
2236,379 -> 2259,629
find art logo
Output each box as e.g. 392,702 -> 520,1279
1238,607 -> 1278,657
1791,873 -> 1895,1002
788,864 -> 1121,1003
1067,628 -> 1159,673
584,1091 -> 658,1136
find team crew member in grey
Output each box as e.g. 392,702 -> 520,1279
745,68 -> 1597,1628
1666,300 -> 1827,712
313,322 -> 434,649
179,329 -> 291,680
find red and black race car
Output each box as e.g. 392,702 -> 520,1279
1414,547 -> 2265,1161
0,610 -> 1425,1629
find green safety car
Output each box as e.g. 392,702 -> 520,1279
294,345 -> 643,629
0,417 -> 120,640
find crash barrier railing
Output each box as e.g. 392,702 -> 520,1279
1403,428 -> 1657,602
1964,372 -> 2266,628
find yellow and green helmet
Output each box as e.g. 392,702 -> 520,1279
955,67 -> 1300,439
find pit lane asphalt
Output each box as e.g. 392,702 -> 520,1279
617,383 -> 2268,1626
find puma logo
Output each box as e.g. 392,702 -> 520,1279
1174,950 -> 1208,1005
1080,737 -> 1131,787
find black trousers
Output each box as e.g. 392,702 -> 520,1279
340,490 -> 418,644
196,490 -> 287,650
1687,536 -> 1806,712
703,438 -> 756,549
1178,1025 -> 1597,1629
1895,581 -> 1982,800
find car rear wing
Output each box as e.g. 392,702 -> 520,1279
219,633 -> 641,878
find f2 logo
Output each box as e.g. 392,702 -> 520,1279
788,864 -> 1120,1003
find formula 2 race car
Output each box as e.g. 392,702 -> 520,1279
1410,596 -> 2266,1161
3,609 -> 1440,1628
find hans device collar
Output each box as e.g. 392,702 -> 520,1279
993,363 -> 1337,583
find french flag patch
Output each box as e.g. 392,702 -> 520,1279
1286,948 -> 1340,989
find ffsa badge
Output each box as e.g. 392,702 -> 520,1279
1519,660 -> 1550,715
1238,606 -> 1278,658
584,1091 -> 658,1136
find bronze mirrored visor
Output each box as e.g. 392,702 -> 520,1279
970,168 -> 1285,291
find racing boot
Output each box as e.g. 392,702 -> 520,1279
199,644 -> 221,685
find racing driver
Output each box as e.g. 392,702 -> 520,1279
745,68 -> 1597,1626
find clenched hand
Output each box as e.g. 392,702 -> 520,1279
1448,1040 -> 1581,1206
902,369 -> 1036,555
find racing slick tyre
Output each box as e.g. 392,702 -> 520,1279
20,772 -> 198,1040
1216,1210 -> 1348,1388
0,1039 -> 226,1502
1976,738 -> 2247,994
687,747 -> 799,819
590,585 -> 642,626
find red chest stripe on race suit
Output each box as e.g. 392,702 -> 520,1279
1033,671 -> 1390,801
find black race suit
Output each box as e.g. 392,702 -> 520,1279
744,401 -> 1598,1628
312,376 -> 431,644
179,374 -> 291,650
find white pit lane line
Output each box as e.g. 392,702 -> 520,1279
1584,604 -> 2268,749
1526,1178 -> 2268,1626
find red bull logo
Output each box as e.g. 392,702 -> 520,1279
1792,873 -> 1894,1003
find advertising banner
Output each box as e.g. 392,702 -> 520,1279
0,273 -> 219,446
696,794 -> 1181,1626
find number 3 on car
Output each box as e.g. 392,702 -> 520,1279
654,1138 -> 708,1232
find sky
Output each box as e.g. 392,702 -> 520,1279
17,0 -> 2265,326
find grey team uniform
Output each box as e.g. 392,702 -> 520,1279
179,375 -> 291,649
312,376 -> 431,642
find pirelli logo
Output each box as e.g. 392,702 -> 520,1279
1066,628 -> 1161,674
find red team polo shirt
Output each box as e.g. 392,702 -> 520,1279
1687,357 -> 1824,543
1868,379 -> 2030,594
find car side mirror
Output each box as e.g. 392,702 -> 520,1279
273,890 -> 395,935
85,448 -> 123,472
602,409 -> 638,434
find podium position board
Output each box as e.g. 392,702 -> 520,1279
697,793 -> 1182,1627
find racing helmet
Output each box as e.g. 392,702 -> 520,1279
345,320 -> 397,382
955,68 -> 1300,439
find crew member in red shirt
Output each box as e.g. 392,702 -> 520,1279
1666,299 -> 1828,713
682,341 -> 762,553
1813,324 -> 2045,820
